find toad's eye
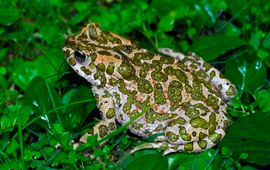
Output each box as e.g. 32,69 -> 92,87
74,50 -> 87,63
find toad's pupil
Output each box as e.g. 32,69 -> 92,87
74,50 -> 86,63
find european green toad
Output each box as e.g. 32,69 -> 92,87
63,23 -> 237,154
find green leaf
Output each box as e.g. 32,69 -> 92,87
23,77 -> 61,129
19,105 -> 32,126
124,153 -> 168,170
151,0 -> 188,15
69,11 -> 91,25
6,140 -> 18,155
254,90 -> 270,112
73,1 -> 92,12
0,8 -> 20,25
158,15 -> 175,32
249,30 -> 264,50
61,85 -> 96,131
0,160 -> 24,170
220,111 -> 270,166
225,56 -> 266,92
0,48 -> 8,61
190,34 -> 246,61
167,149 -> 221,169
228,0 -> 251,20
12,49 -> 66,91
262,33 -> 270,48
39,24 -> 63,45
0,116 -> 12,131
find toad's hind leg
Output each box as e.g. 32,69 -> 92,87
131,114 -> 227,155
187,52 -> 237,101
131,128 -> 226,155
158,48 -> 237,101
79,87 -> 116,144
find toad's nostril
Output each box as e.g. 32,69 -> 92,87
74,50 -> 86,63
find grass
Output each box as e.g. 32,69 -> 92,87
1,0 -> 270,169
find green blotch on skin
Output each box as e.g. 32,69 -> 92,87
208,113 -> 218,134
226,85 -> 237,97
185,107 -> 200,118
113,92 -> 121,104
64,48 -> 71,58
98,50 -> 111,56
218,84 -> 223,91
109,78 -> 118,86
106,108 -> 115,119
114,54 -> 121,59
190,63 -> 198,69
151,71 -> 168,82
88,25 -> 99,39
197,69 -> 207,79
123,102 -> 131,113
209,112 -> 216,124
89,63 -> 96,70
168,117 -> 186,127
164,66 -> 174,74
118,81 -> 129,94
145,109 -> 176,124
209,70 -> 216,79
184,143 -> 193,151
80,66 -> 91,75
168,80 -> 182,103
154,83 -> 166,104
192,80 -> 203,91
139,63 -> 149,78
179,127 -> 191,141
160,56 -> 174,64
198,140 -> 207,149
182,56 -> 196,64
166,131 -> 179,142
106,62 -> 115,75
98,125 -> 109,138
108,122 -> 116,131
132,52 -> 155,66
97,63 -> 105,71
102,31 -> 121,44
117,59 -> 136,80
203,62 -> 211,72
94,70 -> 106,87
114,45 -> 133,54
209,132 -> 222,144
131,122 -> 143,130
68,58 -> 76,66
206,94 -> 219,110
145,110 -> 157,124
90,53 -> 97,62
209,123 -> 217,135
134,52 -> 155,60
184,84 -> 193,93
191,80 -> 204,100
175,69 -> 188,83
199,132 -> 207,140
138,79 -> 153,94
128,110 -> 140,119
151,60 -> 162,71
190,117 -> 208,129
154,124 -> 164,132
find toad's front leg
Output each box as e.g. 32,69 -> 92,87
79,86 -> 116,144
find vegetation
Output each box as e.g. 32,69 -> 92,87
1,0 -> 270,169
